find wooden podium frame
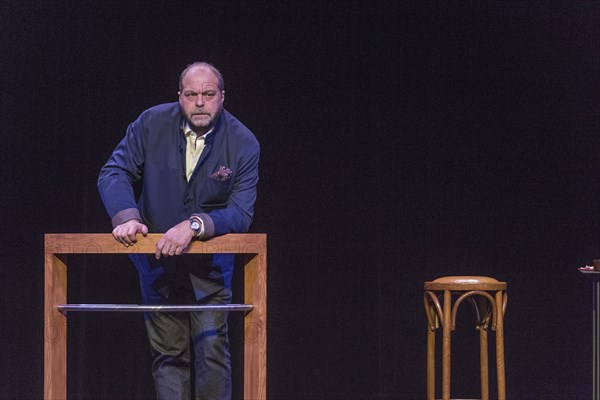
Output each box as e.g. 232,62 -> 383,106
44,233 -> 266,399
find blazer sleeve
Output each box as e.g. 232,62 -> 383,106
97,119 -> 145,227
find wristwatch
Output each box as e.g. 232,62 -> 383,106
189,217 -> 203,238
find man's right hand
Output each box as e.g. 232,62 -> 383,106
112,219 -> 149,247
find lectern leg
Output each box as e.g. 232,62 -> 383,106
44,253 -> 68,400
594,281 -> 599,400
243,252 -> 267,400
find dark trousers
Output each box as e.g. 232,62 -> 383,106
145,288 -> 232,400
132,254 -> 232,400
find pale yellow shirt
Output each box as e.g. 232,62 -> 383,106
184,123 -> 212,181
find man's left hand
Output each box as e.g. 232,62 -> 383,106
155,220 -> 194,259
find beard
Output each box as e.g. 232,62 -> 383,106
189,113 -> 213,129
185,107 -> 222,133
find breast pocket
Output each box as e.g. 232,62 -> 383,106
196,164 -> 235,210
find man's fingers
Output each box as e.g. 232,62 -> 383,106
155,238 -> 177,259
155,237 -> 165,259
154,222 -> 191,259
112,221 -> 148,247
155,241 -> 185,259
112,227 -> 129,246
127,227 -> 138,243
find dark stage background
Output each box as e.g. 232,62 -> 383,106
1,1 -> 599,399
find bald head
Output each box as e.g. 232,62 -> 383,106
179,62 -> 224,92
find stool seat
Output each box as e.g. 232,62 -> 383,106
424,275 -> 507,400
425,276 -> 506,291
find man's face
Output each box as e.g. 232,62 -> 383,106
178,67 -> 224,134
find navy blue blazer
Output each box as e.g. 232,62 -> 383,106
98,102 -> 260,299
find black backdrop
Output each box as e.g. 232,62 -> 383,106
1,1 -> 599,399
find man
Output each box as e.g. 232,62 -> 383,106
98,62 -> 259,399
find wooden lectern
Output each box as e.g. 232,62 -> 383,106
44,233 -> 266,399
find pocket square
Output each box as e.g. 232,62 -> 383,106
210,166 -> 233,182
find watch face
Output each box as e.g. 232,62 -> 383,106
191,221 -> 200,230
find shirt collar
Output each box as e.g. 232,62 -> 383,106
183,121 -> 214,139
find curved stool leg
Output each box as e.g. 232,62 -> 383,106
480,325 -> 489,400
478,299 -> 491,400
442,290 -> 452,400
470,295 -> 492,400
427,327 -> 436,400
425,297 -> 436,400
495,290 -> 506,400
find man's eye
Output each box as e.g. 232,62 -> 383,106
204,92 -> 216,98
185,93 -> 198,98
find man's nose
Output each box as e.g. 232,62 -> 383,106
195,95 -> 204,106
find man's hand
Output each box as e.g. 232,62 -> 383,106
155,220 -> 194,259
112,219 -> 149,247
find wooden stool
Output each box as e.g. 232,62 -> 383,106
424,276 -> 507,400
